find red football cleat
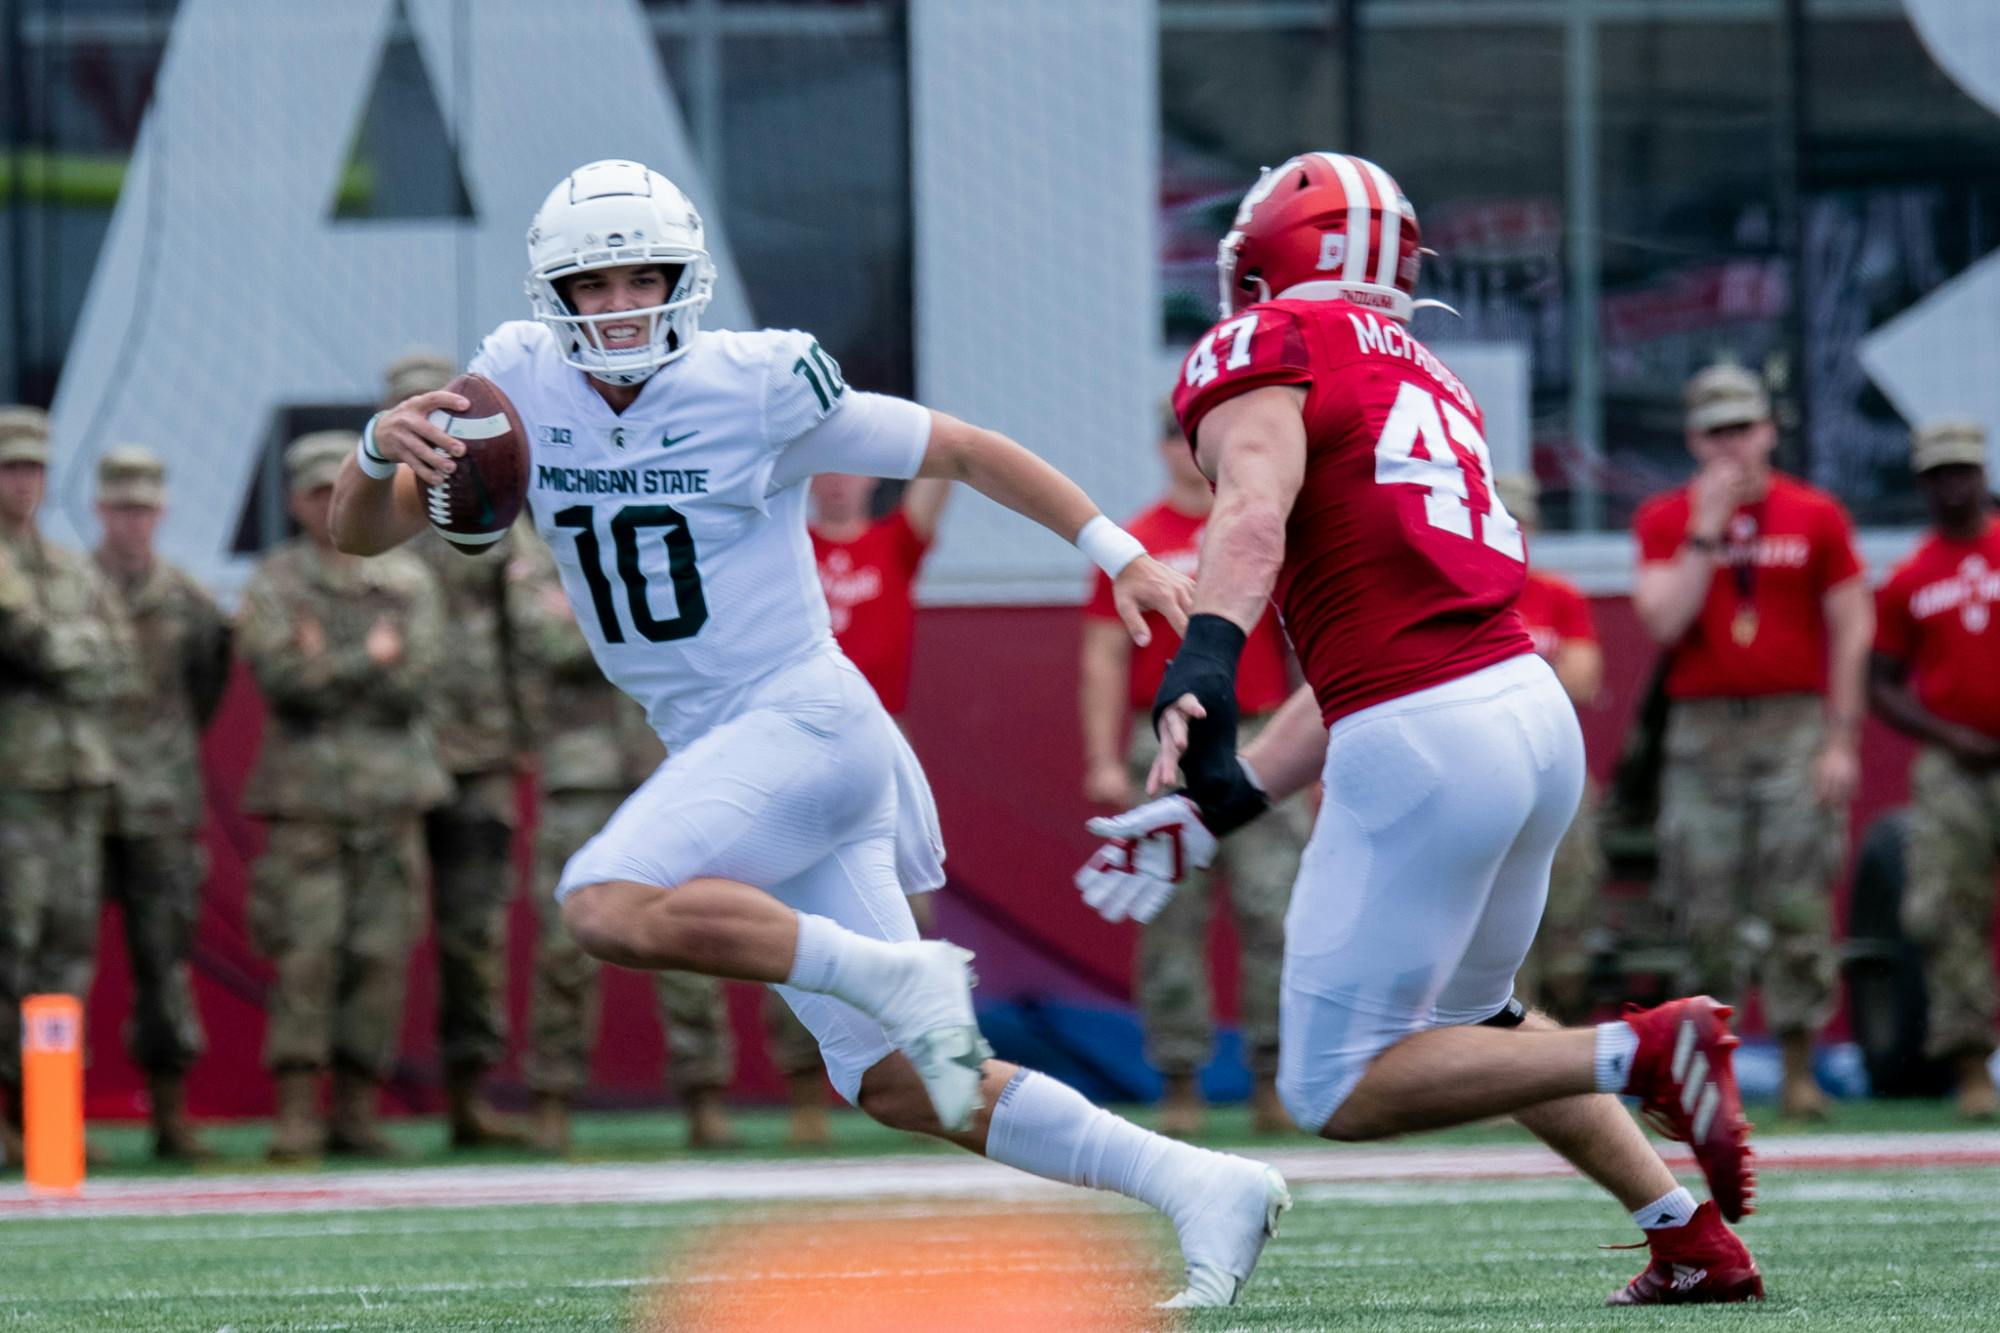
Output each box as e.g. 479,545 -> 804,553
1621,996 -> 1756,1221
1607,1201 -> 1765,1305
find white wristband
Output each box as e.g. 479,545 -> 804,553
1077,514 -> 1147,579
355,414 -> 397,480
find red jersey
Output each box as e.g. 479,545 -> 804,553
1516,570 -> 1598,661
1084,500 -> 1293,714
812,510 -> 930,714
1874,516 -> 2000,738
1172,296 -> 1533,725
1633,474 -> 1862,699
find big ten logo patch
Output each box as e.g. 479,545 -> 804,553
538,425 -> 575,449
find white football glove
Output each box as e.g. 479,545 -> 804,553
1074,795 -> 1219,924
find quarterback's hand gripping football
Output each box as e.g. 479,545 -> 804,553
370,389 -> 472,487
1111,554 -> 1193,647
1074,795 -> 1219,924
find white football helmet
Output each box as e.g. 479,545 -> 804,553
524,160 -> 716,386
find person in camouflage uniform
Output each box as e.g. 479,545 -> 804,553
1869,419 -> 2000,1120
384,350 -> 535,1148
1633,364 -> 1873,1120
92,446 -> 233,1160
0,407 -> 139,1167
237,432 -> 452,1160
509,534 -> 742,1152
0,535 -> 23,1171
1494,474 -> 1608,1025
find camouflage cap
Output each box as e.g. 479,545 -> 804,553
1911,418 -> 1988,474
1684,363 -> 1771,434
385,348 -> 456,403
0,406 -> 51,466
1493,473 -> 1539,528
285,430 -> 357,494
96,444 -> 167,507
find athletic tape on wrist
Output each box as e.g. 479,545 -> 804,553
355,414 -> 397,479
1076,514 -> 1147,579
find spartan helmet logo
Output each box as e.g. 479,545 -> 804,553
1961,554 -> 1993,634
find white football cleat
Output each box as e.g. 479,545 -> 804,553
870,941 -> 991,1133
1159,1158 -> 1291,1308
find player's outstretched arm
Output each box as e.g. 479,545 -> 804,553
917,410 -> 1191,644
330,389 -> 470,555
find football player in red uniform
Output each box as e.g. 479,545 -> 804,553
1075,153 -> 1762,1305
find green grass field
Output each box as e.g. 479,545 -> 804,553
4,1101 -> 1996,1331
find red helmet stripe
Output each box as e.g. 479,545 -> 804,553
1317,152 -> 1372,284
1359,158 -> 1403,288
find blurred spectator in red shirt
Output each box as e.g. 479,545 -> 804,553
809,473 -> 952,718
1631,362 -> 1873,1120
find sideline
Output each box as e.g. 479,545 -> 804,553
5,1131 -> 1998,1220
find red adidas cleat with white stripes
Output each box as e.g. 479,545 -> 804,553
1607,1201 -> 1765,1306
1621,996 -> 1756,1222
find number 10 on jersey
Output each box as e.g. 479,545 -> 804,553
554,503 -> 709,644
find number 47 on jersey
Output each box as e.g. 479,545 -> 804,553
1186,311 -> 1524,565
1374,381 -> 1525,562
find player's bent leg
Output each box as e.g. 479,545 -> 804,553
1310,1021 -> 1600,1141
1509,1012 -> 1679,1212
560,878 -> 800,980
1503,1012 -> 1764,1306
853,1053 -> 1290,1310
567,875 -> 986,1130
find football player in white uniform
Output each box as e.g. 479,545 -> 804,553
331,159 -> 1287,1308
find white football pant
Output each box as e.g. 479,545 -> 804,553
558,648 -> 942,1102
1276,652 -> 1585,1131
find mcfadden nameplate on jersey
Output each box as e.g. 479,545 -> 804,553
536,463 -> 710,496
1347,312 -> 1475,415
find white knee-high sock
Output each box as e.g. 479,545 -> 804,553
984,1069 -> 1199,1216
785,911 -> 911,1011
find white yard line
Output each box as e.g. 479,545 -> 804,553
3,1131 -> 1997,1221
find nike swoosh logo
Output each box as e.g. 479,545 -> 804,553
663,429 -> 701,449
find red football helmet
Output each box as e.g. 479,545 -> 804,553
1217,152 -> 1425,323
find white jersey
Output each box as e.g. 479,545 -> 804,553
469,320 -> 932,749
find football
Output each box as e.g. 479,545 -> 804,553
420,372 -> 529,552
